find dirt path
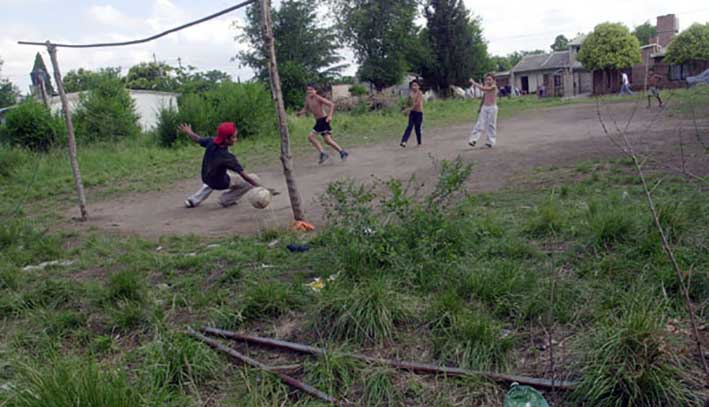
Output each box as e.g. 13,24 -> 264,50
78,101 -> 707,238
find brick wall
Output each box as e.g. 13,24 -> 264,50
656,14 -> 678,48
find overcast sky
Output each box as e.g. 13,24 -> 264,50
1,0 -> 708,92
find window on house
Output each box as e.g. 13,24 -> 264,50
668,64 -> 689,81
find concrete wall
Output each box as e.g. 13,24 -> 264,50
49,90 -> 179,130
331,84 -> 352,101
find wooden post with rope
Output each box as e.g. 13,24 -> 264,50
259,0 -> 306,222
46,43 -> 88,220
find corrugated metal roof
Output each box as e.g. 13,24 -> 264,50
512,51 -> 570,73
569,34 -> 587,46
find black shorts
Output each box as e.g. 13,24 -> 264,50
313,118 -> 332,135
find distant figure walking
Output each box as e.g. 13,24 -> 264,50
400,79 -> 424,148
647,69 -> 664,108
468,73 -> 498,149
620,72 -> 635,96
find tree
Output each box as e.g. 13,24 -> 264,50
125,62 -> 178,92
329,0 -> 417,91
421,0 -> 491,91
240,0 -> 343,107
632,21 -> 657,46
551,34 -> 569,51
577,23 -> 641,72
665,23 -> 709,64
0,57 -> 20,108
32,52 -> 55,95
73,75 -> 141,141
176,67 -> 232,94
63,67 -> 122,93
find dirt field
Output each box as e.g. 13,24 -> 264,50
79,101 -> 708,238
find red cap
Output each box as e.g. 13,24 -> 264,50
214,122 -> 237,145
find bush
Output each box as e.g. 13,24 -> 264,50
0,99 -> 63,151
573,293 -> 699,406
73,76 -> 141,142
156,82 -> 277,147
349,84 -> 368,97
7,358 -> 141,407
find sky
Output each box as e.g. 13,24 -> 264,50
1,0 -> 709,93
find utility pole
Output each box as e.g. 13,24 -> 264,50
47,42 -> 88,220
259,0 -> 305,221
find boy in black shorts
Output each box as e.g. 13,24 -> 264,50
297,83 -> 349,164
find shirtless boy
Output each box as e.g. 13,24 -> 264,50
297,83 -> 349,164
468,73 -> 499,148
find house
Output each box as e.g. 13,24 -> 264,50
509,34 -> 592,97
593,14 -> 709,94
46,90 -> 179,130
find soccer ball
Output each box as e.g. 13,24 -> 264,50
248,187 -> 272,209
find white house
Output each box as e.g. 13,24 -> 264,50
48,90 -> 179,130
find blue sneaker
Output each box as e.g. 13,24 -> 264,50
318,152 -> 329,164
340,150 -> 349,161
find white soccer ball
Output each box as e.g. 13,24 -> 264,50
248,187 -> 272,209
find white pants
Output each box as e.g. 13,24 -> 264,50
469,105 -> 498,146
186,172 -> 260,208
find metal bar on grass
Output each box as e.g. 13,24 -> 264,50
202,326 -> 576,391
186,328 -> 338,405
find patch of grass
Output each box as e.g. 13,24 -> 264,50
240,280 -> 304,322
106,269 -> 146,303
524,199 -> 568,237
5,358 -> 141,407
585,200 -> 637,248
428,291 -> 513,370
361,368 -> 399,407
229,368 -> 290,407
109,300 -> 153,332
315,279 -> 411,345
573,292 -> 699,406
304,349 -> 360,395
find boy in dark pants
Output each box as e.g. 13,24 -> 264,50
179,122 -> 277,208
297,83 -> 349,164
400,79 -> 424,148
647,69 -> 663,108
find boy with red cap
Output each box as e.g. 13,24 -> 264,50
179,122 -> 276,208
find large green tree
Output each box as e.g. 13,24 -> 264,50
63,67 -> 122,93
32,52 -> 55,95
551,34 -> 569,51
489,50 -> 545,72
240,0 -> 343,107
665,23 -> 709,64
329,0 -> 417,91
578,23 -> 641,71
632,21 -> 657,46
125,62 -> 178,92
422,0 -> 490,91
0,57 -> 20,108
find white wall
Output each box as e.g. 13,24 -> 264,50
49,90 -> 179,131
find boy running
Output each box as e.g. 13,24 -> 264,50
400,79 -> 424,148
297,83 -> 349,164
468,73 -> 498,148
647,69 -> 663,108
179,122 -> 277,208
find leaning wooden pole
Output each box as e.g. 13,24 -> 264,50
46,43 -> 88,221
259,0 -> 305,221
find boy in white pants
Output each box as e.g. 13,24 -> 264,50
468,73 -> 498,148
179,122 -> 277,208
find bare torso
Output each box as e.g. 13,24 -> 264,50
483,87 -> 498,106
410,91 -> 424,112
305,95 -> 328,119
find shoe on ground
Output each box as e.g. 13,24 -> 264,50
468,141 -> 476,147
400,142 -> 406,148
340,150 -> 349,161
318,152 -> 329,164
185,199 -> 195,208
485,143 -> 493,148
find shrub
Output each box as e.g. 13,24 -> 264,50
573,293 -> 699,406
73,75 -> 141,142
314,279 -> 411,345
174,93 -> 211,137
349,84 -> 368,97
106,269 -> 146,303
206,82 -> 276,140
7,358 -> 141,407
0,98 -> 63,151
154,105 -> 182,147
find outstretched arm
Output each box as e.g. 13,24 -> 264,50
177,123 -> 201,143
237,171 -> 281,196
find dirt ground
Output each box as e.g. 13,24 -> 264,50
77,101 -> 708,238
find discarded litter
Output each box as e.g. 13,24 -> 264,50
23,260 -> 76,272
287,244 -> 310,253
503,382 -> 550,407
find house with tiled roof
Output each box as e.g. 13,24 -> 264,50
507,34 -> 592,97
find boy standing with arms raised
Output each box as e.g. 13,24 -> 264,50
468,73 -> 499,148
297,83 -> 349,164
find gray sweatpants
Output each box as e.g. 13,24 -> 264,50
187,171 -> 260,208
469,105 -> 498,146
